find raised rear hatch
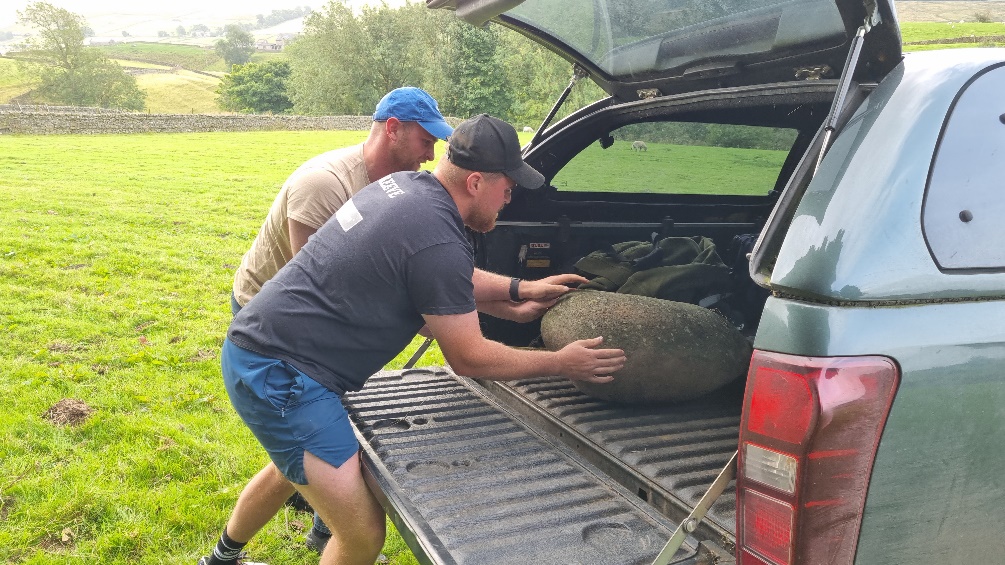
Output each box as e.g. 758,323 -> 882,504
428,0 -> 901,102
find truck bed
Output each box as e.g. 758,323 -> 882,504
343,367 -> 742,565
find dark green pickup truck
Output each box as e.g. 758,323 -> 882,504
344,1 -> 1005,563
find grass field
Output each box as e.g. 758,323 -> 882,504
94,43 -> 225,73
0,57 -> 33,103
553,141 -> 788,195
0,131 -> 455,564
901,21 -> 1005,49
135,70 -> 222,115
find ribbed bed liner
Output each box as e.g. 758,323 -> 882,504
344,367 -> 743,565
487,375 -> 743,539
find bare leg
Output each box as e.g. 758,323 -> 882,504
297,450 -> 386,565
224,462 -> 298,543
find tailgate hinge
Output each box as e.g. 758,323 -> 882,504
651,451 -> 738,565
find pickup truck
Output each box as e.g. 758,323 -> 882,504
343,1 -> 1005,563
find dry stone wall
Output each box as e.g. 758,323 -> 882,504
0,105 -> 376,135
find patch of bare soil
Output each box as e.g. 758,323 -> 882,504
190,348 -> 217,361
0,496 -> 13,522
47,341 -> 82,353
37,528 -> 76,553
897,1 -> 1005,22
42,399 -> 94,426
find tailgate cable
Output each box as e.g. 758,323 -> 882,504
813,24 -> 868,176
403,336 -> 434,369
651,450 -> 738,565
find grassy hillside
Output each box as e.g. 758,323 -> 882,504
0,57 -> 33,103
94,42 -> 287,73
1,130 -> 445,564
94,42 -> 225,72
135,70 -> 222,114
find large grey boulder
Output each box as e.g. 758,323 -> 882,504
541,290 -> 751,404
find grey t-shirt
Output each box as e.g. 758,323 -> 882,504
228,171 -> 476,394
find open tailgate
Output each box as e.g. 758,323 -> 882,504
344,367 -> 740,564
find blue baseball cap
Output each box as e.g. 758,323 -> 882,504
372,87 -> 453,141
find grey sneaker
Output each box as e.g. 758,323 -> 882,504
304,528 -> 331,554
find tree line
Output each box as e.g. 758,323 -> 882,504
169,7 -> 311,38
11,0 -> 606,127
217,1 -> 606,128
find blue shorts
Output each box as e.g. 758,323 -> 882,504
221,338 -> 359,485
230,292 -> 242,317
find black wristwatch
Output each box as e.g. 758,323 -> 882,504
509,277 -> 524,302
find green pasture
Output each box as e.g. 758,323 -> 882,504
135,70 -> 222,114
112,59 -> 174,70
94,43 -> 226,73
0,57 -> 32,103
0,131 -> 455,564
552,140 -> 787,195
94,43 -> 286,74
901,22 -> 1005,43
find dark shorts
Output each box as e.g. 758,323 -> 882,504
221,338 -> 359,485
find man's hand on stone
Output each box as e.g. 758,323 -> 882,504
517,274 -> 590,301
555,336 -> 625,383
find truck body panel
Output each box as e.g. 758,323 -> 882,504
771,50 -> 1005,302
755,297 -> 1005,564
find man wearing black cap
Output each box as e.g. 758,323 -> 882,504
199,114 -> 626,565
231,87 -> 452,316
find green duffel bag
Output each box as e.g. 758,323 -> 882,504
574,235 -> 733,303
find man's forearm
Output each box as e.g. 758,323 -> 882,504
447,337 -> 560,381
471,268 -> 513,302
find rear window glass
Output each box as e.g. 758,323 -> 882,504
551,122 -> 798,195
507,0 -> 847,80
923,64 -> 1005,270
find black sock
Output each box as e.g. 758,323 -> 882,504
206,528 -> 247,565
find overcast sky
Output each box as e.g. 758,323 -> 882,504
2,0 -> 408,28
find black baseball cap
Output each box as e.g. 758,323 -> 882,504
446,114 -> 545,189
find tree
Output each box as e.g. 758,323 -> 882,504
280,0 -> 601,122
215,24 -> 256,67
285,1 -> 442,115
217,59 -> 293,113
433,19 -> 511,120
496,26 -> 606,128
15,2 -> 145,110
176,25 -> 186,37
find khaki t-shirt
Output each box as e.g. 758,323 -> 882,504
232,143 -> 370,307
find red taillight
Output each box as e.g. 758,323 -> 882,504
742,490 -> 794,564
736,351 -> 900,565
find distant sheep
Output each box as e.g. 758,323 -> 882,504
522,126 -> 533,133
632,140 -> 648,152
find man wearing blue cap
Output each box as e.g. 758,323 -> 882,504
231,87 -> 454,316
199,114 -> 626,565
225,87 -> 452,556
